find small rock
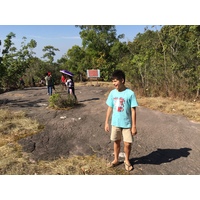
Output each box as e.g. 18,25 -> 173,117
60,116 -> 67,119
29,158 -> 36,163
81,165 -> 91,175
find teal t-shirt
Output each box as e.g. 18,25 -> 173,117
106,88 -> 138,128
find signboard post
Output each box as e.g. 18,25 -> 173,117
86,69 -> 100,86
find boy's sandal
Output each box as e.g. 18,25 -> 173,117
107,161 -> 120,168
124,161 -> 133,171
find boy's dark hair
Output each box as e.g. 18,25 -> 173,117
111,70 -> 125,83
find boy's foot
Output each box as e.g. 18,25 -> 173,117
107,161 -> 119,168
124,161 -> 133,171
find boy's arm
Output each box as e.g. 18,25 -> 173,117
131,107 -> 137,135
105,106 -> 112,132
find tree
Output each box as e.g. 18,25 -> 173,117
66,45 -> 86,81
159,25 -> 200,98
1,32 -> 17,88
75,25 -> 125,80
42,45 -> 59,63
0,32 -> 38,89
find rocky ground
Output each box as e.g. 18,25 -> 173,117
0,85 -> 200,175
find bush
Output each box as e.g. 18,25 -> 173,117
48,93 -> 77,109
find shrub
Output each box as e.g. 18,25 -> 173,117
48,93 -> 77,109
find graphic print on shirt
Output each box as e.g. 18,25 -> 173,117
114,97 -> 125,112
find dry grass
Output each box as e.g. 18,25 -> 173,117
137,97 -> 200,123
76,80 -> 113,88
0,109 -> 127,175
0,109 -> 42,147
0,143 -> 126,175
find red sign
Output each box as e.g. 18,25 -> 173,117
87,69 -> 100,78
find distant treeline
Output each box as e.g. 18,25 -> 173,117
0,25 -> 199,99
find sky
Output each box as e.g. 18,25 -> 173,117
0,25 -> 159,61
0,1 -> 198,62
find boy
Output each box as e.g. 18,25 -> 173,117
105,70 -> 138,171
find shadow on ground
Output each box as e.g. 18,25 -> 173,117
79,98 -> 100,102
131,147 -> 192,165
0,98 -> 47,108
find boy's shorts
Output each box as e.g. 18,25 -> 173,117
111,126 -> 134,143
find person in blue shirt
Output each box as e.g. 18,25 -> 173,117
105,70 -> 138,171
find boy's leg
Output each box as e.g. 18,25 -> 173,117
124,142 -> 133,171
124,142 -> 132,165
107,140 -> 121,167
122,128 -> 133,171
107,126 -> 121,167
113,140 -> 121,164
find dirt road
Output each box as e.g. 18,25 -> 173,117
0,85 -> 200,174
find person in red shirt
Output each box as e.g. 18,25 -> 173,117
61,74 -> 67,91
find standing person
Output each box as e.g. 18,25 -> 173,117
65,74 -> 77,102
32,77 -> 36,87
105,70 -> 138,171
19,77 -> 25,89
45,72 -> 54,96
44,73 -> 49,95
61,73 -> 67,91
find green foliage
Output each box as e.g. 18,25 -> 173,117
72,25 -> 125,80
123,25 -> 200,99
42,45 -> 60,63
48,93 -> 77,109
0,32 -> 38,89
1,25 -> 200,100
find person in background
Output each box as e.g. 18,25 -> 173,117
45,72 -> 54,96
61,73 -> 67,91
65,74 -> 77,102
19,77 -> 25,89
32,77 -> 36,87
44,73 -> 49,95
104,70 -> 138,171
39,78 -> 45,86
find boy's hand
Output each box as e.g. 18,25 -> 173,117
131,127 -> 137,136
105,123 -> 110,132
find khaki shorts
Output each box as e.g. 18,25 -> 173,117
111,126 -> 134,143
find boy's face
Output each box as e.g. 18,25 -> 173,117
112,78 -> 124,91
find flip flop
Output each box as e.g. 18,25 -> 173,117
124,161 -> 133,171
107,161 -> 120,168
